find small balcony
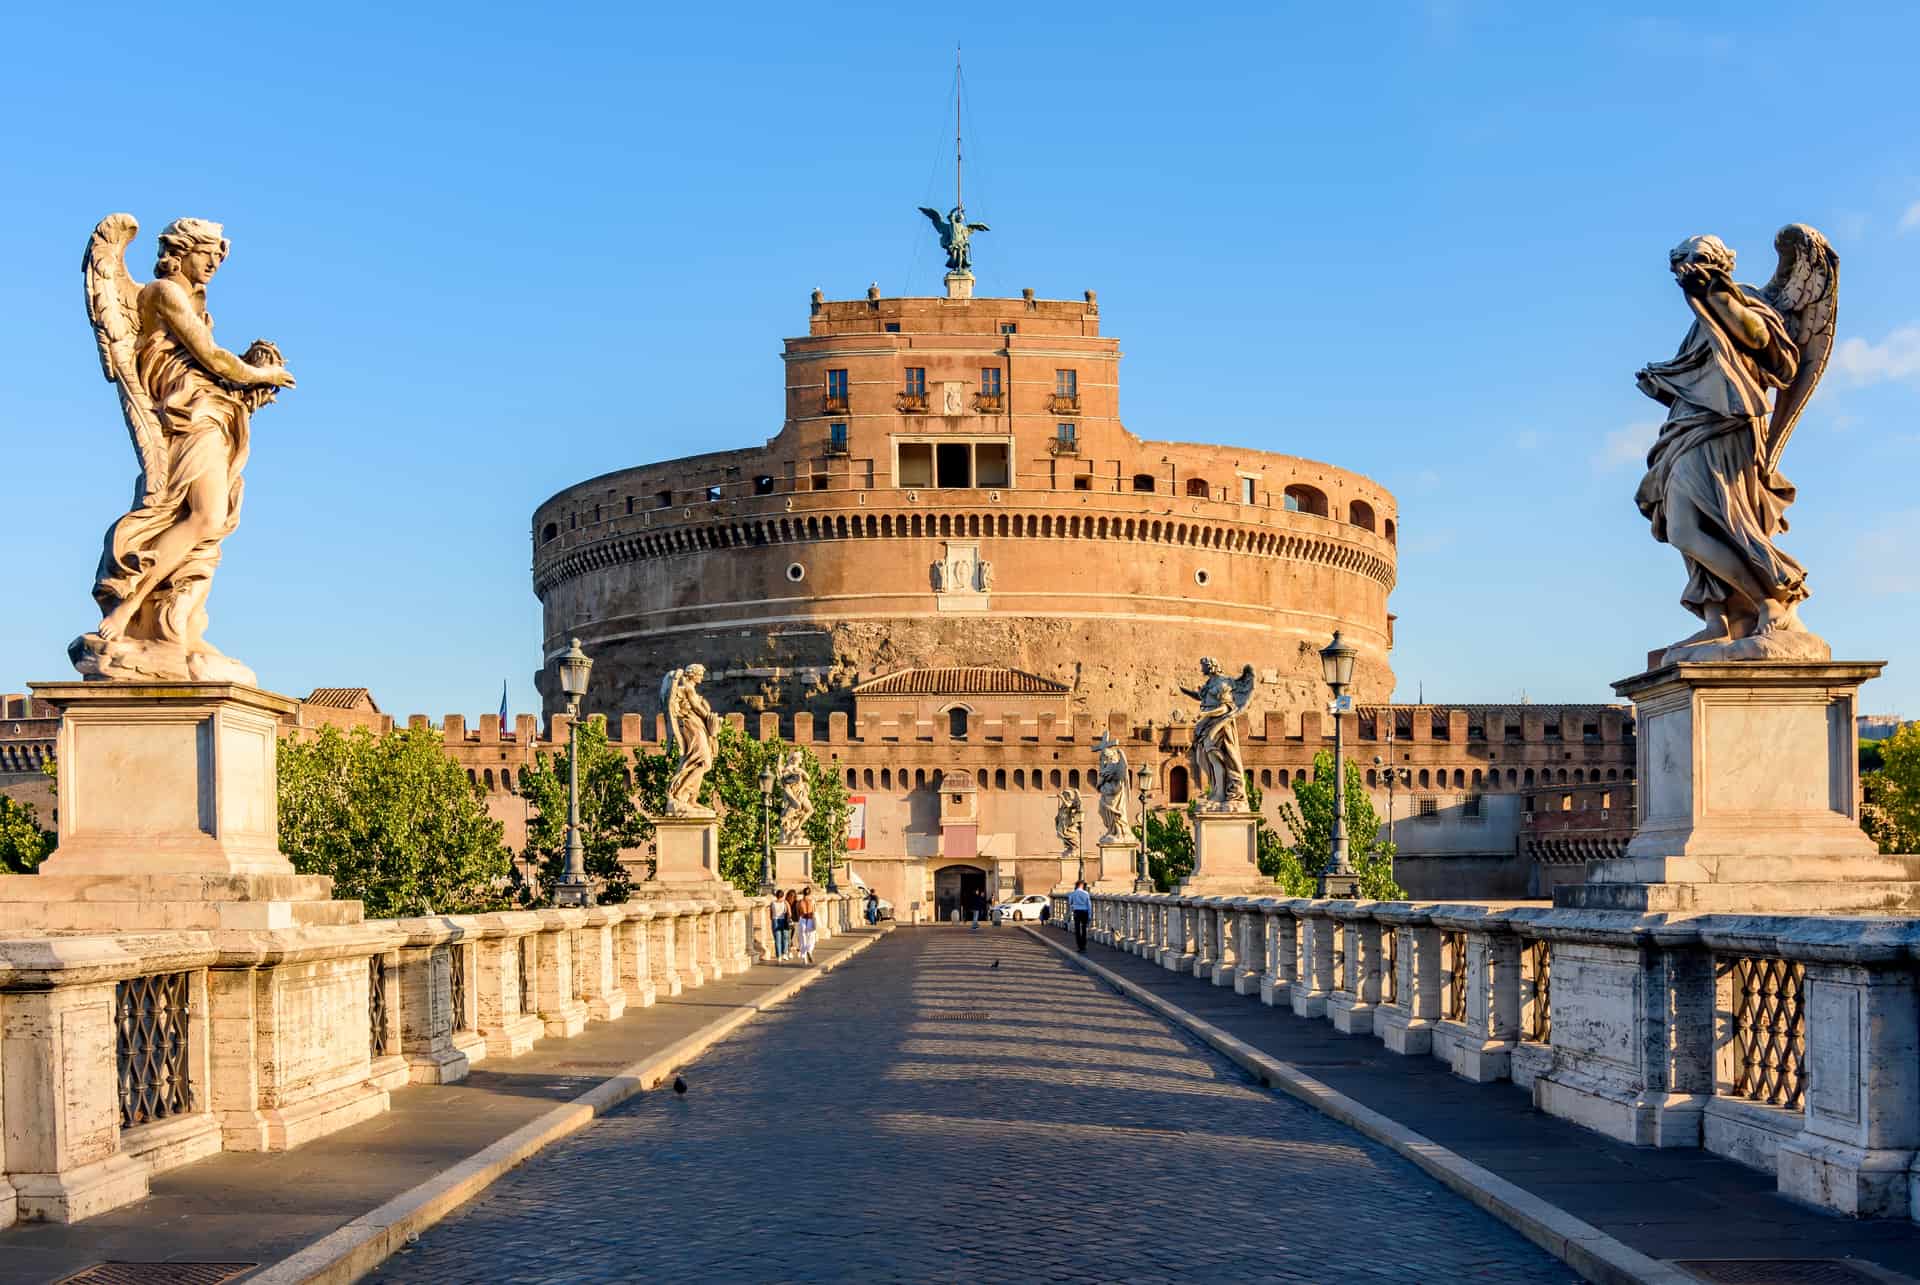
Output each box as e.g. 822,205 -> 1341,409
1049,436 -> 1080,456
896,392 -> 929,414
1046,393 -> 1081,415
821,393 -> 849,414
972,392 -> 1004,413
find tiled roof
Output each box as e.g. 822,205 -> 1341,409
303,687 -> 382,712
853,667 -> 1071,697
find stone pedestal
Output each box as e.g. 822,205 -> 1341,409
1559,660 -> 1918,913
773,842 -> 813,888
1092,837 -> 1140,891
944,270 -> 974,300
1174,812 -> 1272,895
633,814 -> 737,903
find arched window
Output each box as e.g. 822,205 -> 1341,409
540,522 -> 559,544
994,769 -> 1006,788
948,707 -> 969,739
1453,769 -> 1465,788
1185,478 -> 1210,498
1049,769 -> 1062,788
914,769 -> 927,787
881,768 -> 892,789
1417,769 -> 1430,788
1471,769 -> 1483,787
846,768 -> 856,787
1349,500 -> 1376,531
1068,769 -> 1080,788
1013,769 -> 1026,789
1259,769 -> 1272,787
1506,769 -> 1517,786
1523,768 -> 1535,786
863,769 -> 875,788
1366,769 -> 1377,787
1131,473 -> 1156,493
1607,768 -> 1618,781
1556,769 -> 1569,784
976,770 -> 988,787
1383,518 -> 1397,544
483,769 -> 494,789
1283,484 -> 1328,517
1572,768 -> 1585,784
1168,765 -> 1190,803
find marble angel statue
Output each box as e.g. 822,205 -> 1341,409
1092,734 -> 1132,842
1055,788 -> 1083,864
1633,224 -> 1838,665
1181,658 -> 1256,811
73,214 -> 295,682
660,664 -> 720,815
777,747 -> 814,844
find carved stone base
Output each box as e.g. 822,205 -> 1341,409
1092,838 -> 1141,891
1174,812 -> 1272,895
1660,627 -> 1831,668
648,815 -> 723,886
773,842 -> 813,888
68,631 -> 256,685
0,873 -> 360,933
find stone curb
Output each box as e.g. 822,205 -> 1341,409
1022,926 -> 1693,1285
250,927 -> 891,1285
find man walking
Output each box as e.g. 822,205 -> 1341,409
1068,880 -> 1093,953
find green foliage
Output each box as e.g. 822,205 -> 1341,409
1137,803 -> 1194,892
1861,738 -> 1887,775
0,795 -> 54,873
1862,723 -> 1920,855
697,727 -> 850,894
1274,750 -> 1406,899
279,725 -> 513,918
519,716 -> 657,905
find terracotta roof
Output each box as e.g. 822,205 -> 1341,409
303,687 -> 382,712
853,667 -> 1071,697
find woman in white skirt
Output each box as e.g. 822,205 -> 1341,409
794,885 -> 817,964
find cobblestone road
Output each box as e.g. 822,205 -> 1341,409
372,928 -> 1573,1284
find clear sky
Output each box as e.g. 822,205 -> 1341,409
5,3 -> 1919,721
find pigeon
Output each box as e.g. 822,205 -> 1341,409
672,1075 -> 687,1095
990,960 -> 1000,970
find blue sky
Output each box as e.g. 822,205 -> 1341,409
4,3 -> 1918,720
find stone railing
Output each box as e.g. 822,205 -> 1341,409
1050,890 -> 1920,1223
0,892 -> 860,1226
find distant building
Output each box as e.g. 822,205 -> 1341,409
1859,714 -> 1906,742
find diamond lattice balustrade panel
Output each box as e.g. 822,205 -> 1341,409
1729,955 -> 1807,1110
1442,931 -> 1466,1021
449,944 -> 469,1033
368,956 -> 389,1058
115,971 -> 194,1128
1527,939 -> 1552,1044
1382,929 -> 1398,1005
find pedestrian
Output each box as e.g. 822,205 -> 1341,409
969,887 -> 984,932
783,889 -> 800,959
865,889 -> 880,925
1039,899 -> 1051,928
1068,880 -> 1093,953
795,885 -> 817,964
770,888 -> 791,962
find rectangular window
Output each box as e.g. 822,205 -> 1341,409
828,422 -> 848,452
1240,476 -> 1256,504
1000,322 -> 1017,335
827,369 -> 848,401
1072,475 -> 1091,491
1055,369 -> 1077,397
705,485 -> 721,501
898,442 -> 933,488
1463,793 -> 1482,818
1417,797 -> 1439,819
976,443 -> 1009,488
1284,493 -> 1301,512
754,475 -> 775,495
812,474 -> 829,490
625,496 -> 635,515
904,368 -> 926,396
884,322 -> 900,333
980,368 -> 1002,396
935,442 -> 971,488
656,490 -> 673,508
1056,422 -> 1076,445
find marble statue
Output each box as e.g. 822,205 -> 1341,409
977,560 -> 993,592
1634,224 -> 1839,665
74,214 -> 296,683
777,747 -> 814,844
660,664 -> 720,815
1180,658 -> 1256,811
1093,734 -> 1132,842
929,560 -> 945,592
917,205 -> 990,274
1055,788 -> 1083,863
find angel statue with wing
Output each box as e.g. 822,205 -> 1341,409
777,747 -> 814,844
73,215 -> 295,683
1181,658 -> 1257,812
1055,788 -> 1083,866
917,205 -> 990,274
1092,734 -> 1132,843
660,664 -> 720,816
1634,224 -> 1838,665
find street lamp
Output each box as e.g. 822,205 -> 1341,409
758,764 -> 776,895
824,754 -> 840,893
1318,631 -> 1359,897
1133,757 -> 1155,893
551,638 -> 595,908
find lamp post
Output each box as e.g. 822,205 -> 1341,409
758,764 -> 776,895
1374,739 -> 1408,856
1318,631 -> 1359,898
551,638 -> 595,908
1133,758 -> 1155,893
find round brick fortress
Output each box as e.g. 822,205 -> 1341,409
531,289 -> 1398,723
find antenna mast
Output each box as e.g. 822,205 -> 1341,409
955,43 -> 963,212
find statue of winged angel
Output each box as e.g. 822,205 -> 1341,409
1633,224 -> 1838,665
917,205 -> 990,274
660,664 -> 720,815
1179,659 -> 1257,811
73,214 -> 295,683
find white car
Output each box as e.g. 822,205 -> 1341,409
992,894 -> 1052,922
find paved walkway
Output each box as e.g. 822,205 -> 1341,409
373,927 -> 1572,1284
0,929 -> 881,1285
1040,925 -> 1920,1282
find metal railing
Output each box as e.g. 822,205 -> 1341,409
1526,939 -> 1551,1044
1441,931 -> 1466,1021
1046,393 -> 1080,414
369,956 -> 390,1058
1382,927 -> 1398,1005
1724,955 -> 1806,1110
449,943 -> 469,1033
517,936 -> 534,1015
116,971 -> 194,1128
895,391 -> 929,413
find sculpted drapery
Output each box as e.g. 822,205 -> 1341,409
1633,225 -> 1837,665
1093,735 -> 1131,842
1181,659 -> 1256,811
75,215 -> 295,682
660,665 -> 720,815
777,748 -> 814,844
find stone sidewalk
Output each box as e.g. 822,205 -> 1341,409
0,926 -> 887,1285
1037,926 -> 1920,1284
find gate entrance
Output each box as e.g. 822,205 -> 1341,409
933,864 -> 986,922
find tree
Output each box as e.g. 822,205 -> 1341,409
519,716 -> 658,905
0,796 -> 54,873
1862,723 -> 1920,855
279,725 -> 513,918
1137,804 -> 1194,892
698,727 -> 851,894
1274,749 -> 1406,899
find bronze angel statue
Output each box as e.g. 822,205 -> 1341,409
1180,659 -> 1257,811
73,214 -> 295,683
917,204 -> 990,274
1633,224 -> 1838,665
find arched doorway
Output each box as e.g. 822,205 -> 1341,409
1168,764 -> 1190,804
933,864 -> 986,922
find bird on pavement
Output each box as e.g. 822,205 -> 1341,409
990,960 -> 999,969
672,1075 -> 687,1095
